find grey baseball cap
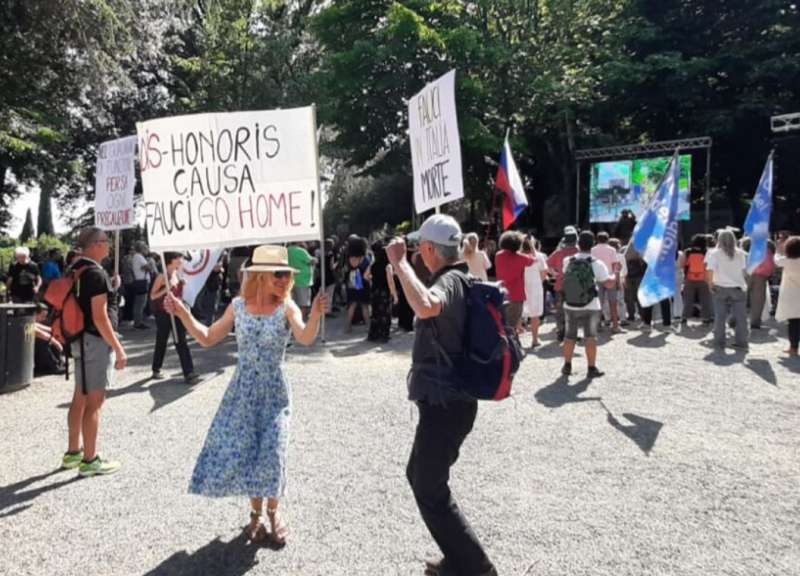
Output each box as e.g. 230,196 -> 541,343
407,214 -> 463,247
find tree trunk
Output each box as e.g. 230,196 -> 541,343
37,177 -> 56,237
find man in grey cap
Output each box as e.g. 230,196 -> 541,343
386,214 -> 497,576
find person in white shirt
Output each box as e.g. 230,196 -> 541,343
774,235 -> 800,356
608,238 -> 628,326
462,233 -> 491,281
521,235 -> 548,348
591,231 -> 623,333
562,231 -> 612,378
705,228 -> 749,349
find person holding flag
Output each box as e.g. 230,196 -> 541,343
632,152 -> 681,311
495,134 -> 528,230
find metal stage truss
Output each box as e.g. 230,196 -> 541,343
771,113 -> 800,134
574,137 -> 713,232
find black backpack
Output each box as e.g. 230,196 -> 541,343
562,257 -> 597,307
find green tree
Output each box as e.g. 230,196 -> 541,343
19,208 -> 35,242
586,0 -> 800,227
169,0 -> 321,114
312,0 -> 635,232
36,180 -> 55,237
0,1 -> 141,230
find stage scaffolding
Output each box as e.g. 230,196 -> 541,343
574,137 -> 713,232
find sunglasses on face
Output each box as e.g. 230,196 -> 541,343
273,271 -> 291,279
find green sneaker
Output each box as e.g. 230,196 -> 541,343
61,451 -> 84,470
78,456 -> 121,477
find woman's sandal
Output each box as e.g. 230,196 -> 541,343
244,510 -> 269,544
266,507 -> 289,547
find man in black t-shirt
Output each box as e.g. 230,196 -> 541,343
7,247 -> 41,303
62,227 -> 127,478
387,215 -> 497,576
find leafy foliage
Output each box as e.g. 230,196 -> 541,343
1,0 -> 799,238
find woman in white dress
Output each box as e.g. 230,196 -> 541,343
521,235 -> 548,348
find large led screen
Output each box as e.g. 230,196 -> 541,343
589,155 -> 692,223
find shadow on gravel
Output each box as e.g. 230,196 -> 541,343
56,371 -> 225,412
532,340 -> 571,360
605,412 -> 663,455
328,337 -> 410,358
749,333 -> 779,345
675,324 -> 712,340
703,349 -> 747,366
745,358 -> 777,386
57,377 -> 154,409
778,357 -> 800,373
0,468 -> 80,516
142,533 -> 260,576
534,376 -> 601,408
625,331 -> 669,348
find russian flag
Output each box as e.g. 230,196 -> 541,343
495,137 -> 528,229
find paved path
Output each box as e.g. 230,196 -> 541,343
1,315 -> 799,576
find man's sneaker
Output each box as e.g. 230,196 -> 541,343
184,373 -> 201,385
561,362 -> 572,376
587,366 -> 605,379
61,450 -> 83,470
78,456 -> 121,477
151,370 -> 165,380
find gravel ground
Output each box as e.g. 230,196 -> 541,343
1,315 -> 799,576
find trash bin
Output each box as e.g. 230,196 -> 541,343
0,303 -> 36,394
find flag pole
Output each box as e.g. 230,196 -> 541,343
160,251 -> 179,345
114,231 -> 120,277
311,105 -> 327,344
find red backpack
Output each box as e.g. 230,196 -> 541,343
43,264 -> 96,346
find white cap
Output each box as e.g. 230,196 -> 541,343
15,246 -> 30,257
563,225 -> 578,236
408,214 -> 462,247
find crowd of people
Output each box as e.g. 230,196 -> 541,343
3,213 -> 799,576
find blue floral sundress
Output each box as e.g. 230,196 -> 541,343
189,297 -> 291,498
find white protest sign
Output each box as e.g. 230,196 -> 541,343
181,248 -> 224,307
408,70 -> 464,214
136,107 -> 321,251
95,135 -> 137,230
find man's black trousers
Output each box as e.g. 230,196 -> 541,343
406,399 -> 493,576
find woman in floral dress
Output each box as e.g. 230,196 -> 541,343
165,245 -> 325,546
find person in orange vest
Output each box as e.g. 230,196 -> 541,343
682,234 -> 713,324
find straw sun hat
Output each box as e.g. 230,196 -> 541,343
243,245 -> 299,273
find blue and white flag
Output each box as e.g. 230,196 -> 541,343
631,161 -> 672,254
743,153 -> 774,274
637,152 -> 681,308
